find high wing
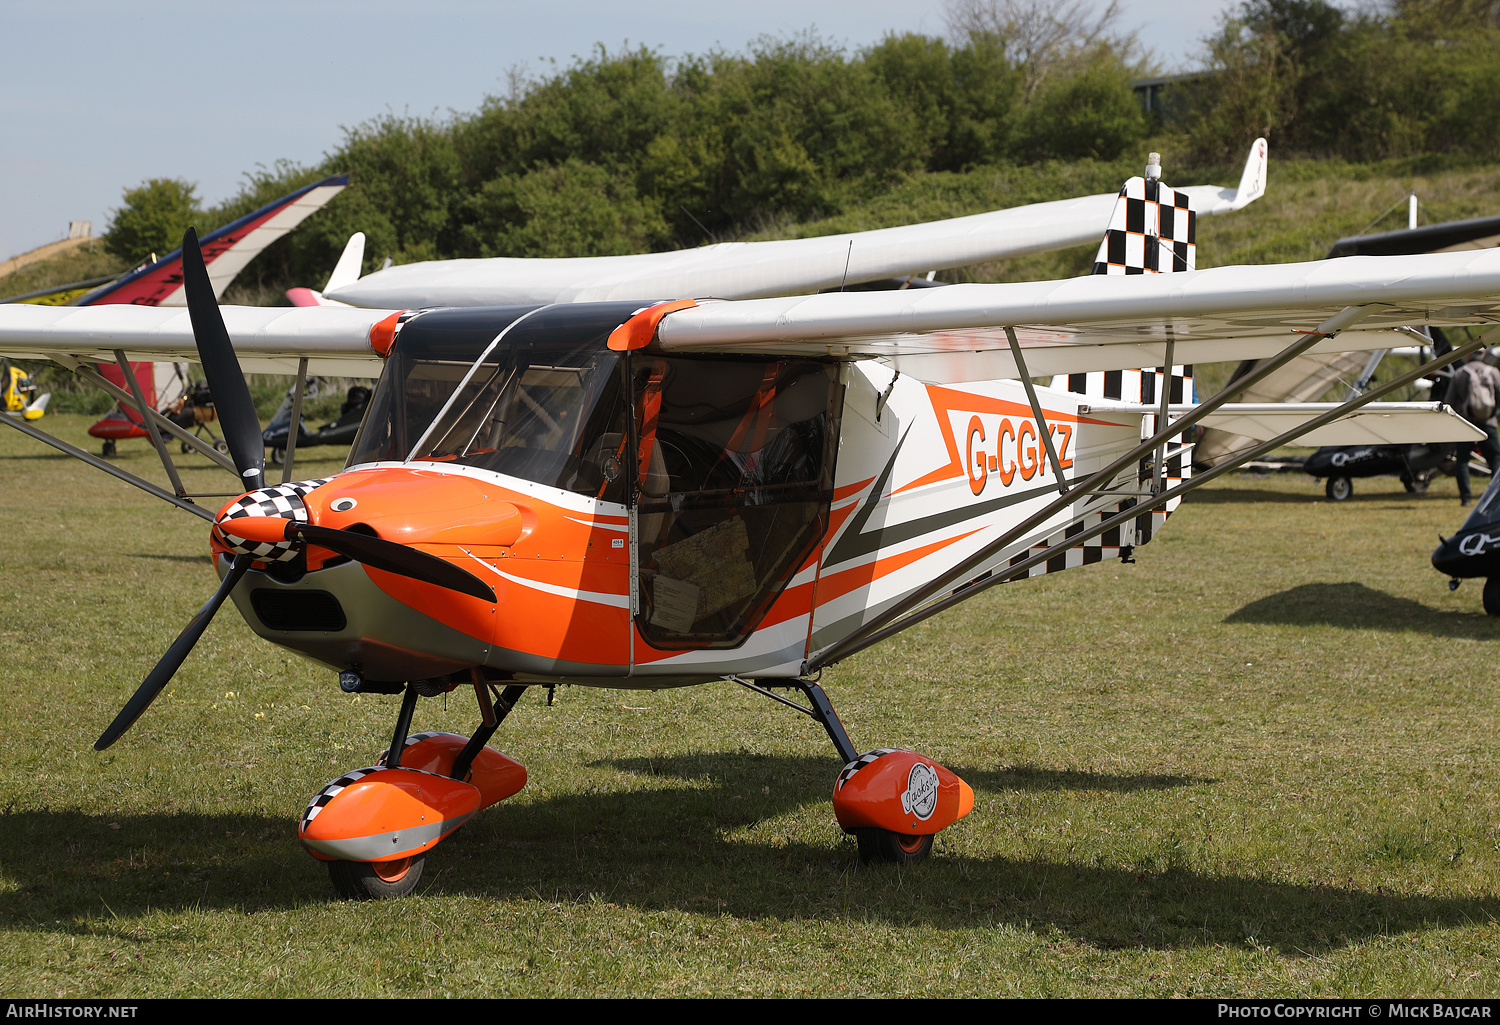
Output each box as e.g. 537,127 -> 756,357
1325,213 -> 1500,259
0,303 -> 393,375
650,247 -> 1500,382
3,246 -> 1499,383
321,142 -> 1268,309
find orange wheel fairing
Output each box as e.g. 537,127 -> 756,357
832,749 -> 974,836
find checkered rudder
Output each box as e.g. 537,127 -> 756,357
1091,177 -> 1196,276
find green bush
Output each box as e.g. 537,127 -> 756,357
1014,61 -> 1149,161
1190,0 -> 1500,163
104,179 -> 203,265
78,31 -> 1172,293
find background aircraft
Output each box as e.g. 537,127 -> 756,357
310,141 -> 1268,309
1432,471 -> 1500,612
1194,207 -> 1500,484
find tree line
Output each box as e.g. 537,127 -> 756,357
103,0 -> 1500,291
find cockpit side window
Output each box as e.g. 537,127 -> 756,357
346,354 -> 471,467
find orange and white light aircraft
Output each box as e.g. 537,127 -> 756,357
0,154 -> 1493,898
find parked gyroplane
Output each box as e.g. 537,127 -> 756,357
0,156 -> 1492,899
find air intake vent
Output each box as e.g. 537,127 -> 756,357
250,589 -> 347,632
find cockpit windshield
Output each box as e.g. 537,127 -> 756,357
347,303 -> 644,500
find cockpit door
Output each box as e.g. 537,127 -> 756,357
629,355 -> 841,652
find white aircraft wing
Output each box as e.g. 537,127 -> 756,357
4,245 -> 1498,389
1092,401 -> 1483,446
652,249 -> 1500,383
324,142 -> 1268,309
0,303 -> 395,375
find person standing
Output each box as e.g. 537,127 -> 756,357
1447,350 -> 1500,506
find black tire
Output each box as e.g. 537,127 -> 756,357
855,828 -> 934,865
1326,476 -> 1353,501
270,447 -> 285,465
1484,578 -> 1500,617
180,442 -> 191,454
327,853 -> 426,899
101,440 -> 116,457
1402,472 -> 1432,494
214,439 -> 230,454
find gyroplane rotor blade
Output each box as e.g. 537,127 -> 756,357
181,227 -> 265,493
94,553 -> 256,751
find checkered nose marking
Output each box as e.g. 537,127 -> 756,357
215,478 -> 331,563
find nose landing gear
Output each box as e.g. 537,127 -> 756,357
303,676 -> 529,899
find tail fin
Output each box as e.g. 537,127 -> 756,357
1050,365 -> 1196,548
1091,154 -> 1196,275
284,232 -> 365,308
1232,138 -> 1268,209
324,232 -> 366,293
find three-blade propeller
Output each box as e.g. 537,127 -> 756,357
95,229 -> 495,751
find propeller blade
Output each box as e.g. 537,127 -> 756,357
296,524 -> 497,603
95,554 -> 256,751
181,228 -> 265,492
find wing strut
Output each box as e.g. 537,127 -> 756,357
58,357 -> 239,476
808,324 -> 1493,670
115,349 -> 188,499
806,305 -> 1388,671
1154,336 -> 1175,496
0,411 -> 214,520
1004,326 -> 1069,495
281,357 -> 309,484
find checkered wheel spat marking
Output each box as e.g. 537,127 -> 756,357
216,477 -> 331,563
1091,177 -> 1196,276
301,765 -> 383,830
836,748 -> 904,792
375,731 -> 453,766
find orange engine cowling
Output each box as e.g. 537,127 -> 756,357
831,749 -> 974,836
379,731 -> 527,810
299,766 -> 482,863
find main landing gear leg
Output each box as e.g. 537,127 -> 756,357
452,682 -> 528,781
383,683 -> 421,769
728,676 -> 974,865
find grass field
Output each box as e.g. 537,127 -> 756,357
2,415 -> 1499,997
